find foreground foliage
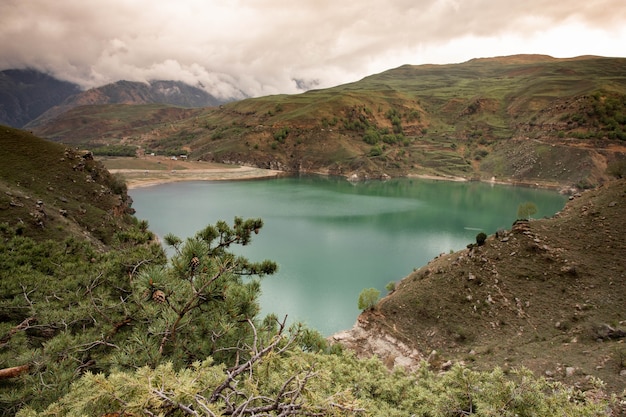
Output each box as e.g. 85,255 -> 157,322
2,214 -> 618,416
19,353 -> 611,416
0,216 -> 288,414
3,216 -> 616,416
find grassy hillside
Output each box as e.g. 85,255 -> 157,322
0,126 -> 140,245
348,178 -> 626,395
0,126 -> 165,413
31,55 -> 626,187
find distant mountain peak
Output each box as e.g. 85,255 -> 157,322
0,70 -> 232,128
0,69 -> 81,128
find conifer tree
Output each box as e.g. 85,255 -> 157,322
112,216 -> 278,370
0,217 -> 278,413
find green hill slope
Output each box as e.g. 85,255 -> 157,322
0,126 -> 139,245
29,55 -> 626,187
31,55 -> 626,187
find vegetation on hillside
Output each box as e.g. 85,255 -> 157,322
352,178 -> 626,400
2,126 -> 620,415
19,357 -> 611,416
0,127 -> 137,244
31,55 -> 626,187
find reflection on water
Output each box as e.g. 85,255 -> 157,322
130,176 -> 567,335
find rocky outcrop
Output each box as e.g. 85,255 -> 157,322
330,313 -> 423,371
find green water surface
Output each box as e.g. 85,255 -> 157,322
130,176 -> 567,335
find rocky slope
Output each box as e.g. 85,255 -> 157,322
0,126 -> 138,246
332,178 -> 626,395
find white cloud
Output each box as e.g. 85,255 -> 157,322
1,0 -> 625,99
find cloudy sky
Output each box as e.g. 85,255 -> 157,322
1,0 -> 625,99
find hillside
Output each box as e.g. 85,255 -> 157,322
26,79 -> 225,128
0,69 -> 80,128
0,69 -> 229,129
30,55 -> 626,188
334,178 -> 626,395
0,125 -> 138,246
0,126 -> 166,413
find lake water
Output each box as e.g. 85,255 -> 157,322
129,176 -> 567,336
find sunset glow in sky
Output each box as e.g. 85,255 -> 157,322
1,0 -> 625,98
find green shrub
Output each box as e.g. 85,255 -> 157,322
363,128 -> 380,145
476,232 -> 487,246
108,173 -> 128,196
273,127 -> 290,143
20,358 -> 611,417
473,149 -> 489,160
517,202 -> 538,219
368,146 -> 383,157
358,288 -> 380,311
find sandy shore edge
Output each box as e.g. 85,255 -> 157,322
112,165 -> 566,193
110,166 -> 285,189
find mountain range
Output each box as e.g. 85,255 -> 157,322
15,54 -> 626,189
1,55 -> 626,189
0,69 -> 80,128
0,69 -> 229,128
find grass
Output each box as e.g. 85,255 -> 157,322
0,126 -> 138,244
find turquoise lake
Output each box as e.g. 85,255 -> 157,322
129,176 -> 568,336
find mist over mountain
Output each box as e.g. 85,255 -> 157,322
27,79 -> 231,128
0,69 -> 233,128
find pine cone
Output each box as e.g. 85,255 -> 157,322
152,290 -> 166,303
189,256 -> 200,273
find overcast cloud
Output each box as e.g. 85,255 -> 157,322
1,0 -> 625,99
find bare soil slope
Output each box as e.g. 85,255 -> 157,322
337,179 -> 626,395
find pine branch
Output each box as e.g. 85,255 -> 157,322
210,318 -> 291,403
85,273 -> 113,325
152,389 -> 199,416
192,335 -> 323,417
76,338 -> 120,352
0,316 -> 35,347
0,364 -> 30,380
128,258 -> 153,281
158,262 -> 235,354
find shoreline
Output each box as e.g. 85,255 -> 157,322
407,172 -> 568,192
110,166 -> 285,189
112,165 -> 571,194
